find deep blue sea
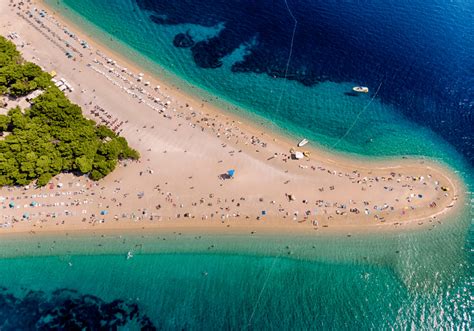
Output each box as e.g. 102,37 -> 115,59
1,0 -> 472,329
136,0 -> 474,165
48,0 -> 474,165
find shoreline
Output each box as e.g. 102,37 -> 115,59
39,0 -> 460,169
37,2 -> 469,176
0,0 -> 467,237
0,204 -> 466,238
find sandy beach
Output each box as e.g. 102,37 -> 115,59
0,0 -> 465,236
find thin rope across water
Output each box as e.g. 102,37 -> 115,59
268,0 -> 298,131
246,1 -> 297,325
246,255 -> 280,327
332,80 -> 383,148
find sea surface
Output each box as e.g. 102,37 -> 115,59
1,0 -> 472,328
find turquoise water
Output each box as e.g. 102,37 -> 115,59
0,220 -> 472,328
45,0 -> 470,166
1,0 -> 472,328
1,204 -> 472,328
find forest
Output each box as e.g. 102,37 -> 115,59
0,36 -> 139,186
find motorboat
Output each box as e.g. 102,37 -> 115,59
352,86 -> 369,93
126,251 -> 134,259
297,138 -> 309,147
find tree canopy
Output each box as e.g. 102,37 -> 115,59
0,36 -> 139,186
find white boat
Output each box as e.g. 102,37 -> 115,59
352,86 -> 369,93
297,138 -> 309,147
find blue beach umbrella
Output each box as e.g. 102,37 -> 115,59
227,169 -> 235,177
9,201 -> 15,208
30,201 -> 38,207
23,213 -> 29,219
100,210 -> 108,215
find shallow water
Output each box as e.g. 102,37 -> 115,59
49,0 -> 473,165
0,216 -> 472,329
2,0 -> 473,328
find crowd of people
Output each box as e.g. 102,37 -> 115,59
0,1 -> 459,234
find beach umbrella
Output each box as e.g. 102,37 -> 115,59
100,210 -> 108,215
227,169 -> 235,177
30,201 -> 38,207
23,213 -> 29,219
9,201 -> 15,208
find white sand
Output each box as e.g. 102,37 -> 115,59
0,0 -> 464,236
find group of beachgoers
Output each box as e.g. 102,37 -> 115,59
0,0 -> 459,233
0,166 -> 454,231
88,105 -> 125,135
